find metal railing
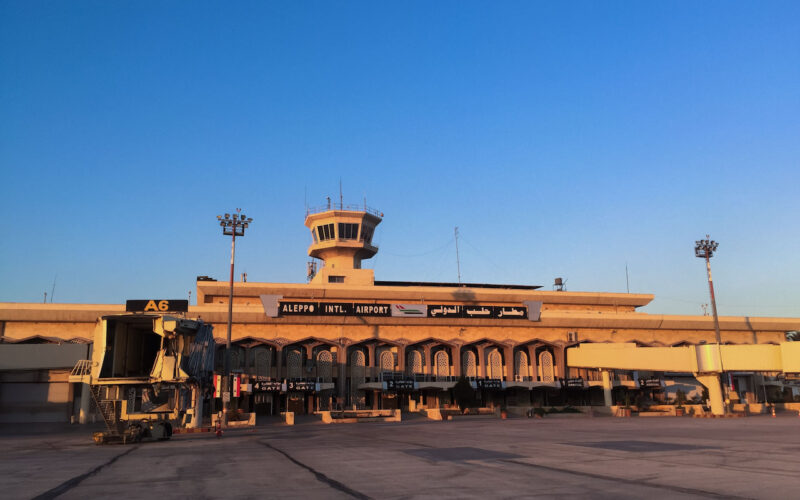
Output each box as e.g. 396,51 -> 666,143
70,359 -> 92,378
306,202 -> 383,218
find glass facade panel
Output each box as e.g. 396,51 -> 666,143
338,223 -> 359,240
316,223 -> 335,241
360,225 -> 374,244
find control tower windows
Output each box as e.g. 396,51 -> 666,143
360,225 -> 374,245
338,223 -> 359,240
316,223 -> 335,241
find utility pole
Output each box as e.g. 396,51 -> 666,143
216,209 -> 253,427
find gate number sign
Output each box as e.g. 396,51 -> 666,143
126,299 -> 189,312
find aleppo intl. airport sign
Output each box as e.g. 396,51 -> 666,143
278,301 -> 529,319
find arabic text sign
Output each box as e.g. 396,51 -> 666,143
638,378 -> 662,388
287,380 -> 316,391
427,305 -> 528,319
477,379 -> 503,389
253,381 -> 282,391
386,379 -> 415,390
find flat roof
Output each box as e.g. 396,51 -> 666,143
374,280 -> 541,290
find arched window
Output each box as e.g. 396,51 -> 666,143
539,351 -> 554,382
380,350 -> 394,372
350,350 -> 366,408
435,350 -> 449,378
350,350 -> 366,380
408,350 -> 423,376
488,350 -> 502,379
255,349 -> 271,378
287,349 -> 302,379
317,350 -> 332,382
462,351 -> 476,379
515,351 -> 529,381
230,349 -> 242,371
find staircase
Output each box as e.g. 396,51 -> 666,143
90,385 -> 120,433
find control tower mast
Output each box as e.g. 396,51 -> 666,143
304,200 -> 383,286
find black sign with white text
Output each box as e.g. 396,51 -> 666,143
638,378 -> 662,388
126,299 -> 189,312
278,301 -> 527,320
477,379 -> 503,389
253,380 -> 282,392
287,380 -> 316,392
426,305 -> 529,319
564,378 -> 585,388
386,379 -> 415,390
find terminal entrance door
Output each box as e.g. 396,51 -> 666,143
381,392 -> 398,410
253,392 -> 275,416
287,392 -> 305,414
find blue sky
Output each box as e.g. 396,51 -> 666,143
1,1 -> 798,317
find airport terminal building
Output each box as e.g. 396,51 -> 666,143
1,204 -> 799,422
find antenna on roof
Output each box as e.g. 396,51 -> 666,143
454,227 -> 462,285
625,262 -> 630,293
339,178 -> 343,209
50,274 -> 57,303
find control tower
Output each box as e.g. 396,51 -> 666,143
304,200 -> 383,285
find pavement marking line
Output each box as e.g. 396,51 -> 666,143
31,446 -> 139,500
258,441 -> 372,500
499,459 -> 753,500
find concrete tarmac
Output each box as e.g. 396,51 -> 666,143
2,413 -> 800,499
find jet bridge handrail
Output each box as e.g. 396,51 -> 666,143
70,359 -> 93,377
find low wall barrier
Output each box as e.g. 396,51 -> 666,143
320,409 -> 401,424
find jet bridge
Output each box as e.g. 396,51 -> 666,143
69,314 -> 215,443
566,342 -> 800,415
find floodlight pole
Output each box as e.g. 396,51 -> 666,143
695,235 -> 727,413
217,209 -> 253,427
704,251 -> 722,346
695,236 -> 722,345
226,224 -> 236,418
